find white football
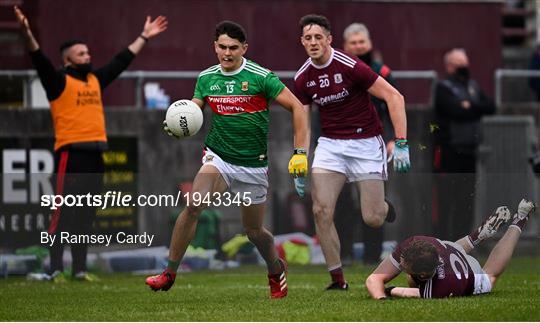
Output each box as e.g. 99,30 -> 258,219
165,99 -> 203,138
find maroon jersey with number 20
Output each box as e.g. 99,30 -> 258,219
294,48 -> 382,139
390,236 -> 477,298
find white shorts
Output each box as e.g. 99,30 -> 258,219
446,241 -> 492,295
202,148 -> 269,204
468,255 -> 492,295
312,136 -> 388,182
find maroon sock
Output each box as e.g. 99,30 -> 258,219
510,215 -> 529,232
268,258 -> 285,276
467,230 -> 480,246
330,267 -> 345,284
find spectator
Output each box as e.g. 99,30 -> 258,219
341,22 -> 397,265
528,45 -> 540,101
433,48 -> 495,240
14,6 -> 167,281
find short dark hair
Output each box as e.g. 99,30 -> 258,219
401,240 -> 439,274
59,39 -> 86,54
299,14 -> 331,34
215,21 -> 247,43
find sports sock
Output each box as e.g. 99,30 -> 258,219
268,258 -> 284,275
467,230 -> 481,247
464,235 -> 476,250
167,259 -> 181,272
329,267 -> 345,284
510,213 -> 529,233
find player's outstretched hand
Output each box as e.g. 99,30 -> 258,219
393,139 -> 410,173
162,120 -> 179,139
141,15 -> 168,39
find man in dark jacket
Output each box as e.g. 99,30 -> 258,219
433,48 -> 495,240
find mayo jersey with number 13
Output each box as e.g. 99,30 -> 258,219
194,58 -> 285,168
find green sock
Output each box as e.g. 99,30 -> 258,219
167,259 -> 180,272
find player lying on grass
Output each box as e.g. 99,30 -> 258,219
366,199 -> 536,299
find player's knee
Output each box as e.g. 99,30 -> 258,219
364,275 -> 379,297
184,203 -> 205,219
245,227 -> 263,242
313,202 -> 333,218
363,210 -> 385,228
313,203 -> 333,226
364,274 -> 374,286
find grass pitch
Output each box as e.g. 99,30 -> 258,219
1,258 -> 539,321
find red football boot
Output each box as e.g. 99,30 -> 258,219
268,258 -> 288,299
145,268 -> 176,291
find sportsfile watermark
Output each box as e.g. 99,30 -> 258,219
40,190 -> 253,210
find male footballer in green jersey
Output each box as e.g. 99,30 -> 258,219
146,21 -> 310,299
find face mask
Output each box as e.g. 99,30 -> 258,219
358,51 -> 373,66
455,66 -> 470,80
73,63 -> 93,75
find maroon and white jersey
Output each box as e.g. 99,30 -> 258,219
294,48 -> 383,139
390,236 -> 476,298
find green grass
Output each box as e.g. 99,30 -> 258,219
1,258 -> 539,321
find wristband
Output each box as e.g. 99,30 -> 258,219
139,34 -> 149,42
293,148 -> 307,155
395,138 -> 408,147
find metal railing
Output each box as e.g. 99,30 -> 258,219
494,69 -> 540,107
0,69 -> 438,109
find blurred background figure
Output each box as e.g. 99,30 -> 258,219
337,22 -> 397,265
343,23 -> 396,153
527,44 -> 540,101
432,48 -> 495,240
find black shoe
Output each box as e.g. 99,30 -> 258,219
325,281 -> 349,291
385,198 -> 396,223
